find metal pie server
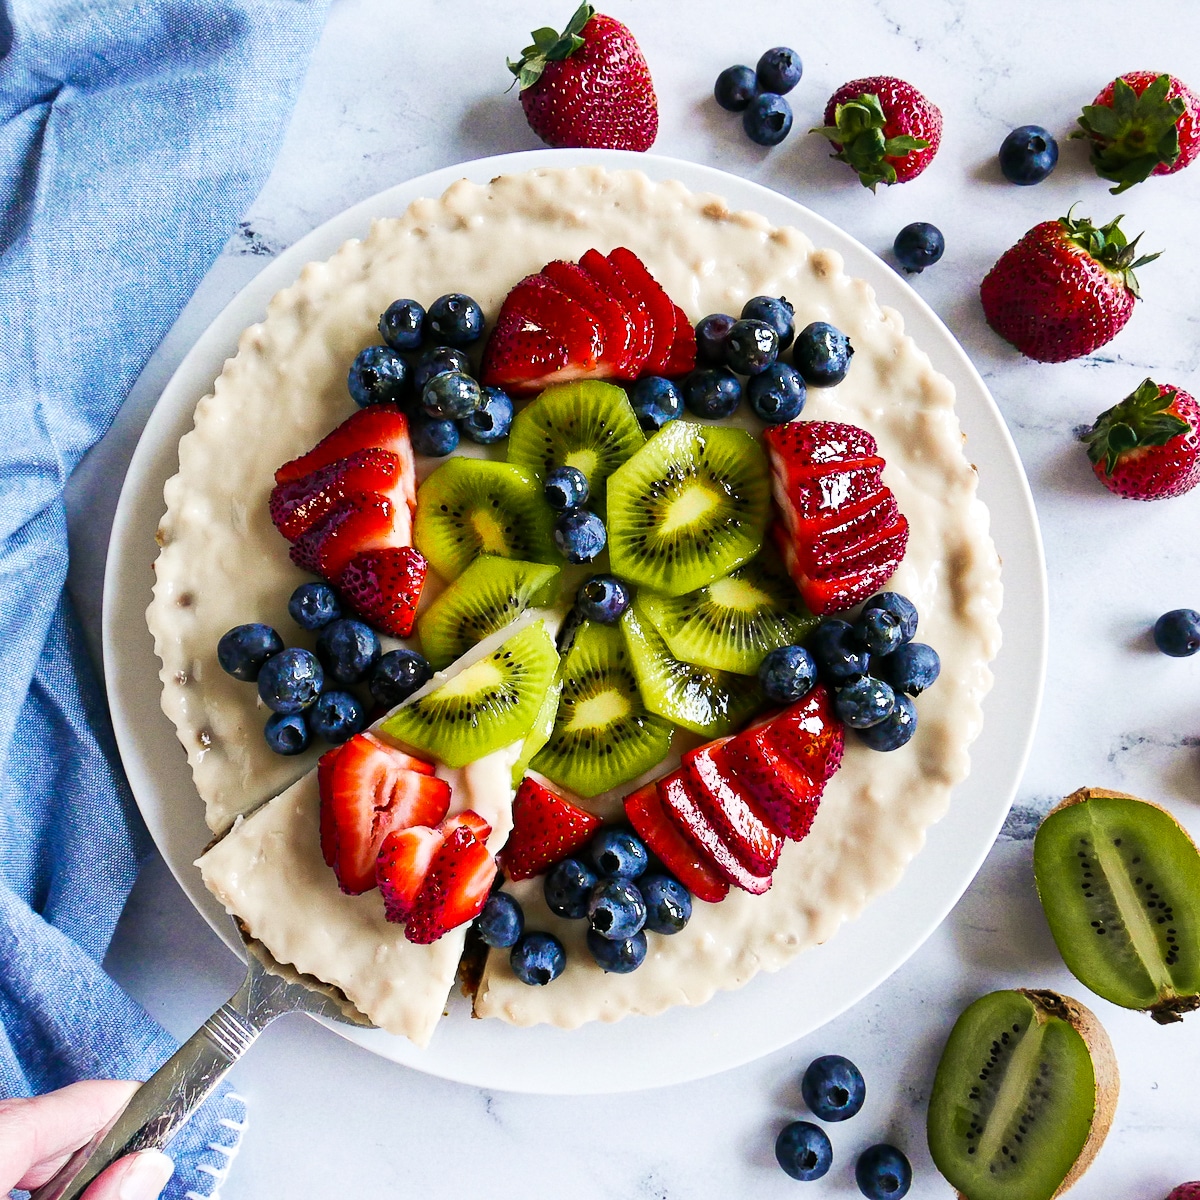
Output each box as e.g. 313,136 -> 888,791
31,934 -> 372,1200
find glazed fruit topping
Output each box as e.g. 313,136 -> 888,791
403,813 -> 497,945
499,774 -> 602,881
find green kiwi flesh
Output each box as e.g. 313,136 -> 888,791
1033,788 -> 1200,1022
927,989 -> 1117,1200
638,553 -> 818,675
416,556 -> 561,669
506,380 -> 645,499
531,619 -> 673,797
621,596 -> 763,737
414,458 -> 556,581
510,677 -> 563,789
379,620 -> 559,768
605,421 -> 770,597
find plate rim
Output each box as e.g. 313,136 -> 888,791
102,147 -> 1048,1094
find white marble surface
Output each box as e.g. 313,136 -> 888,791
68,0 -> 1200,1195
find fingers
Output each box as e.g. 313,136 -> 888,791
81,1149 -> 175,1200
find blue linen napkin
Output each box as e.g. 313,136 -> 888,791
0,2 -> 330,1195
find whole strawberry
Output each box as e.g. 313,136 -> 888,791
1167,1186 -> 1200,1200
812,76 -> 941,188
1075,70 -> 1200,193
1083,379 -> 1200,501
980,210 -> 1159,362
508,3 -> 657,152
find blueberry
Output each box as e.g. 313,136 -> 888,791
370,648 -> 433,708
629,376 -> 683,431
855,1144 -> 912,1200
894,222 -> 945,274
426,293 -> 485,347
694,313 -> 736,365
306,689 -> 367,744
378,298 -> 426,352
510,931 -> 566,986
411,345 -> 471,395
256,648 -> 323,714
999,124 -> 1059,186
793,322 -> 854,387
747,363 -> 806,423
836,676 -> 896,729
802,1053 -> 867,1122
554,508 -> 607,563
544,857 -> 597,919
347,345 -> 409,408
856,693 -> 917,751
544,465 -> 589,511
714,64 -> 758,112
460,386 -> 513,443
758,644 -> 818,704
756,46 -> 803,95
422,369 -> 482,421
775,1121 -> 833,1182
409,410 -> 460,457
477,893 -> 524,949
855,608 -> 902,657
263,711 -> 310,756
641,872 -> 691,934
588,879 -> 647,940
862,592 -> 918,642
288,582 -> 342,631
810,619 -> 870,685
1154,608 -> 1200,657
741,295 -> 795,351
879,642 -> 940,695
586,828 -> 649,879
217,623 -> 284,682
725,318 -> 779,375
682,367 -> 742,419
586,927 -> 647,973
743,92 -> 793,146
316,618 -> 381,685
576,575 -> 632,625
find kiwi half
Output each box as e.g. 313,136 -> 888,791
1034,787 -> 1200,1023
606,421 -> 770,597
414,458 -> 556,581
638,553 -> 819,675
927,988 -> 1118,1200
532,619 -> 673,797
621,596 -> 763,738
416,556 -> 561,670
506,379 -> 645,498
380,619 -> 559,768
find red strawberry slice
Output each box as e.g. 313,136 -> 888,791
542,259 -> 639,379
657,770 -> 772,895
663,303 -> 698,377
682,742 -> 784,876
499,774 -> 602,881
579,248 -> 654,372
337,546 -> 427,638
377,824 -> 444,923
766,687 -> 845,785
767,418 -> 881,469
773,523 -> 908,616
796,492 -> 899,568
442,809 -> 493,843
405,820 -> 497,944
318,732 -> 450,894
269,448 -> 403,543
714,730 -> 822,843
289,493 -> 410,581
624,783 -> 729,904
606,247 -> 678,375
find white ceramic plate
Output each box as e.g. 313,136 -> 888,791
103,148 -> 1047,1095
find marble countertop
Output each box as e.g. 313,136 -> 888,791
70,0 -> 1200,1195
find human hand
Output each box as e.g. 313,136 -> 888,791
0,1080 -> 173,1199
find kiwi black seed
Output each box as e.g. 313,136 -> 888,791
531,619 -> 673,798
927,988 -> 1118,1200
1034,787 -> 1200,1023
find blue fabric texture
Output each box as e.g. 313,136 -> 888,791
0,1 -> 329,1196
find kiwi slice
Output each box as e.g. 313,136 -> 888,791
639,553 -> 819,675
414,458 -> 556,581
532,619 -> 673,797
606,421 -> 770,597
927,989 -> 1118,1200
379,619 -> 559,768
621,597 -> 763,738
510,677 -> 563,789
1034,787 -> 1200,1023
506,380 -> 645,498
416,556 -> 561,670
